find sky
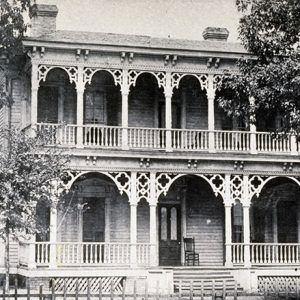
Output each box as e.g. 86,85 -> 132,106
35,0 -> 241,42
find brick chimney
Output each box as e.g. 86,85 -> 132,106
202,27 -> 229,42
29,4 -> 58,37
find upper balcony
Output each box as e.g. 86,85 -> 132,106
26,67 -> 299,157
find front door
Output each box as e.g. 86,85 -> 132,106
159,204 -> 181,266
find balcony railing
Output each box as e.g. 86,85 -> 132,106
34,123 -> 299,155
19,242 -> 151,268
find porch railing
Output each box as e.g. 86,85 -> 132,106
19,242 -> 151,267
250,243 -> 300,264
231,243 -> 300,266
34,123 -> 299,155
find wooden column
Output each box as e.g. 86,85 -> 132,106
180,88 -> 187,129
31,64 -> 39,130
243,205 -> 251,267
249,96 -> 257,154
224,174 -> 232,267
105,198 -> 111,242
49,204 -> 57,268
181,188 -> 187,265
165,72 -> 173,152
207,74 -> 215,152
27,235 -> 36,269
76,66 -> 84,148
58,86 -> 64,123
272,206 -> 278,243
149,172 -> 158,266
243,175 -> 251,267
130,172 -> 137,267
225,205 -> 233,267
121,70 -> 129,150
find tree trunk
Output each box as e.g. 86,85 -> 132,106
4,229 -> 10,293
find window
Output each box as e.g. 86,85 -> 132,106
232,202 -> 243,243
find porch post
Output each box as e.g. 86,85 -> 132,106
243,175 -> 251,267
165,72 -> 173,152
149,172 -> 158,266
76,66 -> 84,148
27,235 -> 36,269
224,205 -> 233,267
31,63 -> 39,130
121,71 -> 129,150
207,74 -> 215,153
249,97 -> 257,154
224,174 -> 232,267
130,172 -> 137,267
49,204 -> 57,268
243,205 -> 251,267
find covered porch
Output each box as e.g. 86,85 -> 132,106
17,174 -> 300,269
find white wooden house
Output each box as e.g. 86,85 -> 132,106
1,3 -> 300,294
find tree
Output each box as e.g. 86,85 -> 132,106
0,128 -> 69,291
218,0 -> 300,133
0,0 -> 32,107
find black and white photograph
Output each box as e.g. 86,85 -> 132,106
0,0 -> 300,298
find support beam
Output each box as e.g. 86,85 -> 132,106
165,72 -> 173,152
121,85 -> 129,149
76,66 -> 84,148
149,172 -> 158,266
49,204 -> 57,268
105,198 -> 111,242
31,64 -> 39,130
130,172 -> 137,267
28,235 -> 36,269
243,205 -> 251,267
225,205 -> 233,267
249,97 -> 257,154
207,74 -> 215,153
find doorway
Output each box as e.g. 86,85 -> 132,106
158,203 -> 181,266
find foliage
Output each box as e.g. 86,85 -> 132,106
0,0 -> 32,108
218,0 -> 300,132
0,127 -> 69,241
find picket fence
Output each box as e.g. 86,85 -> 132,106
0,278 -> 299,300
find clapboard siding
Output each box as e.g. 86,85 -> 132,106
11,79 -> 23,127
185,177 -> 224,266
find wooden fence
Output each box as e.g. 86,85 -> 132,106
0,278 -> 299,300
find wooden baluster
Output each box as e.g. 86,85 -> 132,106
99,279 -> 102,300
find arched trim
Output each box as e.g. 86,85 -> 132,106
38,65 -> 78,85
64,171 -> 131,198
128,70 -> 166,89
156,173 -> 225,204
171,73 -> 208,91
83,68 -> 122,87
249,175 -> 300,203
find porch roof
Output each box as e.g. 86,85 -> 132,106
23,30 -> 248,56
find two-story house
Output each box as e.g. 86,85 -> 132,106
1,3 -> 300,294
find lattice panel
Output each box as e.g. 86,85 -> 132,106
83,68 -> 123,86
203,174 -> 225,199
258,276 -> 300,293
230,175 -> 243,203
171,73 -> 208,90
128,70 -> 166,88
156,173 -> 180,198
38,65 -> 78,84
248,175 -> 268,200
52,277 -> 125,293
108,172 -> 131,197
137,173 -> 150,203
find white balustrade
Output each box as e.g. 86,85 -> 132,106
171,129 -> 209,151
136,243 -> 151,266
256,132 -> 291,153
37,123 -> 76,145
83,125 -> 121,148
215,130 -> 250,152
128,127 -> 166,149
35,242 -> 50,265
34,124 -> 299,155
231,243 -> 245,264
250,243 -> 300,265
